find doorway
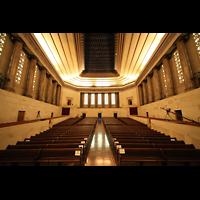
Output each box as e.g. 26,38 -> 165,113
129,107 -> 138,115
98,113 -> 101,119
82,113 -> 86,118
17,111 -> 25,122
62,107 -> 70,115
175,110 -> 183,121
114,113 -> 117,119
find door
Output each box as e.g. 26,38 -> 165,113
130,107 -> 138,115
82,113 -> 86,118
17,111 -> 25,122
62,108 -> 70,115
114,113 -> 117,119
175,110 -> 183,121
98,113 -> 101,119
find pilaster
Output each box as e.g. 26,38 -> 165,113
162,55 -> 175,97
176,37 -> 195,91
4,39 -> 23,92
38,67 -> 47,101
25,56 -> 38,98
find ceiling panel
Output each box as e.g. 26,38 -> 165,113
32,33 -> 167,87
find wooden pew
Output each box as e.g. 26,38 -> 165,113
114,143 -> 195,161
7,143 -> 82,149
0,148 -> 83,166
117,148 -> 200,166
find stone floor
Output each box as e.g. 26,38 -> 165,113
85,120 -> 116,166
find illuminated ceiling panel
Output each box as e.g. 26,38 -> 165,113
31,33 -> 167,88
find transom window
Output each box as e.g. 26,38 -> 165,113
15,51 -> 26,84
84,93 -> 88,105
91,93 -> 95,105
104,93 -> 108,105
111,93 -> 115,105
98,93 -> 101,105
174,50 -> 184,83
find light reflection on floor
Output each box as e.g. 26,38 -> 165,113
85,121 -> 116,166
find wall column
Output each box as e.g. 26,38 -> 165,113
88,93 -> 91,108
4,39 -> 23,92
115,92 -> 119,108
52,80 -> 57,105
25,56 -> 38,98
142,80 -> 148,105
38,67 -> 47,101
138,84 -> 143,106
108,93 -> 111,107
46,75 -> 53,103
153,67 -> 162,101
95,93 -> 98,108
176,37 -> 195,92
146,74 -> 153,103
102,93 -> 104,108
80,93 -> 83,108
162,55 -> 175,97
56,85 -> 61,106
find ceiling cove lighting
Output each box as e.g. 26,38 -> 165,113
140,33 -> 165,70
34,33 -> 57,66
33,33 -> 166,88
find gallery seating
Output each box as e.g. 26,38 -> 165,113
103,117 -> 200,166
0,117 -> 97,166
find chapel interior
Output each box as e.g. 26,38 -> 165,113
0,33 -> 200,166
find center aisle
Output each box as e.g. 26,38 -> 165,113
85,120 -> 116,166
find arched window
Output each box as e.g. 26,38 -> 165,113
32,65 -> 38,90
161,64 -> 167,90
193,33 -> 200,56
15,51 -> 26,84
174,49 -> 184,83
0,33 -> 6,57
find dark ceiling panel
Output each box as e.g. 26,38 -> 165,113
84,33 -> 116,72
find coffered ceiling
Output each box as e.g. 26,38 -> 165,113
30,33 -> 170,88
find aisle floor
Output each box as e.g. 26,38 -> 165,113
85,120 -> 116,166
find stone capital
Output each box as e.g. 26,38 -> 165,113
174,35 -> 189,45
46,74 -> 52,78
10,36 -> 26,47
38,66 -> 46,71
28,55 -> 39,62
162,54 -> 171,61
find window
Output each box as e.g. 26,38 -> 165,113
0,33 -> 6,57
91,93 -> 95,105
104,93 -> 108,105
68,99 -> 71,105
84,93 -> 88,105
111,93 -> 115,105
161,64 -> 167,90
98,93 -> 101,105
174,50 -> 184,83
193,33 -> 200,56
15,51 -> 26,84
128,99 -> 132,105
32,65 -> 37,90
